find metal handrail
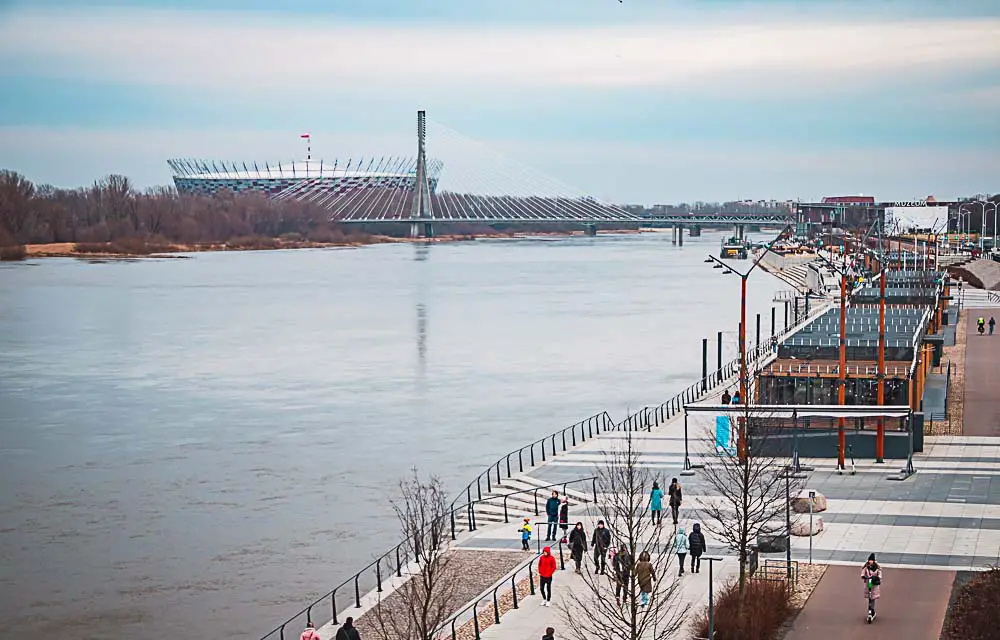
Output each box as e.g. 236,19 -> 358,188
258,536 -> 414,640
434,553 -> 540,640
451,411 -> 615,512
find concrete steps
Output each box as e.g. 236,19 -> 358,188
960,288 -> 1000,308
468,476 -> 595,526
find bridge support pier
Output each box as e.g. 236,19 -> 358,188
672,226 -> 677,245
678,223 -> 684,246
584,223 -> 597,237
409,222 -> 434,239
689,224 -> 702,237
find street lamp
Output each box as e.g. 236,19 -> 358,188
986,201 -> 999,251
808,490 -> 816,564
705,226 -> 791,460
704,555 -> 725,640
813,250 -> 851,471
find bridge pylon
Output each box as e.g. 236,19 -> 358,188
409,110 -> 434,238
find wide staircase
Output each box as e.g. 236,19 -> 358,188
960,288 -> 1000,308
466,475 -> 595,528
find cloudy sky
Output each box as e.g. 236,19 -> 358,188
1,0 -> 999,203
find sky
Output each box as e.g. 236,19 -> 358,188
1,0 -> 999,204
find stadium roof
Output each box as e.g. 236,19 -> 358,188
167,158 -> 443,180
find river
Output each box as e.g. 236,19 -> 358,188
0,231 -> 791,639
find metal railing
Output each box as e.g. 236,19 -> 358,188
434,553 -> 540,640
452,411 -> 615,511
766,363 -> 913,377
456,477 -> 598,530
259,536 -> 417,640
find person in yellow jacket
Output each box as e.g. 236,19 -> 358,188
519,518 -> 532,551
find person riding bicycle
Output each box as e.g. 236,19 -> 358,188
978,316 -> 986,334
861,553 -> 883,623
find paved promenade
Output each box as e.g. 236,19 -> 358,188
451,369 -> 1000,639
963,310 -> 1000,437
784,565 -> 953,640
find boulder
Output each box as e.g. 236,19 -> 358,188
791,516 -> 824,537
756,533 -> 789,553
791,490 -> 827,513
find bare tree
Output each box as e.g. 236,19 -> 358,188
695,399 -> 803,598
370,469 -> 458,640
0,169 -> 36,241
559,430 -> 686,640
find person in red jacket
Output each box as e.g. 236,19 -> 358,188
537,546 -> 557,607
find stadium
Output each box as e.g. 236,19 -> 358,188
167,157 -> 443,199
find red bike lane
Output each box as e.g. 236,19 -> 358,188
964,310 -> 1000,437
784,565 -> 954,640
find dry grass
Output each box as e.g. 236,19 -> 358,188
451,574 -> 534,640
355,549 -> 527,640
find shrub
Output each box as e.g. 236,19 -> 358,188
691,578 -> 793,640
0,244 -> 28,261
279,232 -> 305,243
226,235 -> 279,250
942,566 -> 1000,640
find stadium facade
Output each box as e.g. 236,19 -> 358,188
167,158 -> 442,198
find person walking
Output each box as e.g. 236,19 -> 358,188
545,491 -> 560,541
334,617 -> 361,640
558,499 -> 570,543
674,525 -> 689,576
568,522 -> 588,573
519,517 -> 532,551
541,627 -> 555,640
861,553 -> 883,623
668,478 -> 683,525
612,545 -> 632,606
301,622 -> 321,640
635,551 -> 655,606
538,546 -> 557,607
990,316 -> 996,336
650,481 -> 664,526
688,522 -> 706,573
721,388 -> 732,405
591,520 -> 611,574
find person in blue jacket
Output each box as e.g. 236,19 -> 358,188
650,481 -> 664,526
545,490 -> 561,541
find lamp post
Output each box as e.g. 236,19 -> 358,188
876,246 -> 887,463
987,201 -> 999,251
808,489 -> 816,564
705,555 -> 725,640
785,465 -> 792,581
705,226 -> 791,460
814,250 -> 850,471
975,201 -> 987,251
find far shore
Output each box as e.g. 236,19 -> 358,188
18,229 -> 642,260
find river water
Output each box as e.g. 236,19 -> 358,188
0,231 -> 790,639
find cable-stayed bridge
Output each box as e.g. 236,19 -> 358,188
274,111 -> 793,237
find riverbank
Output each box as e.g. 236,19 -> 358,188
14,229 -> 642,260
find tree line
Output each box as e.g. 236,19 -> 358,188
0,169 -> 376,250
0,169 -> 647,257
